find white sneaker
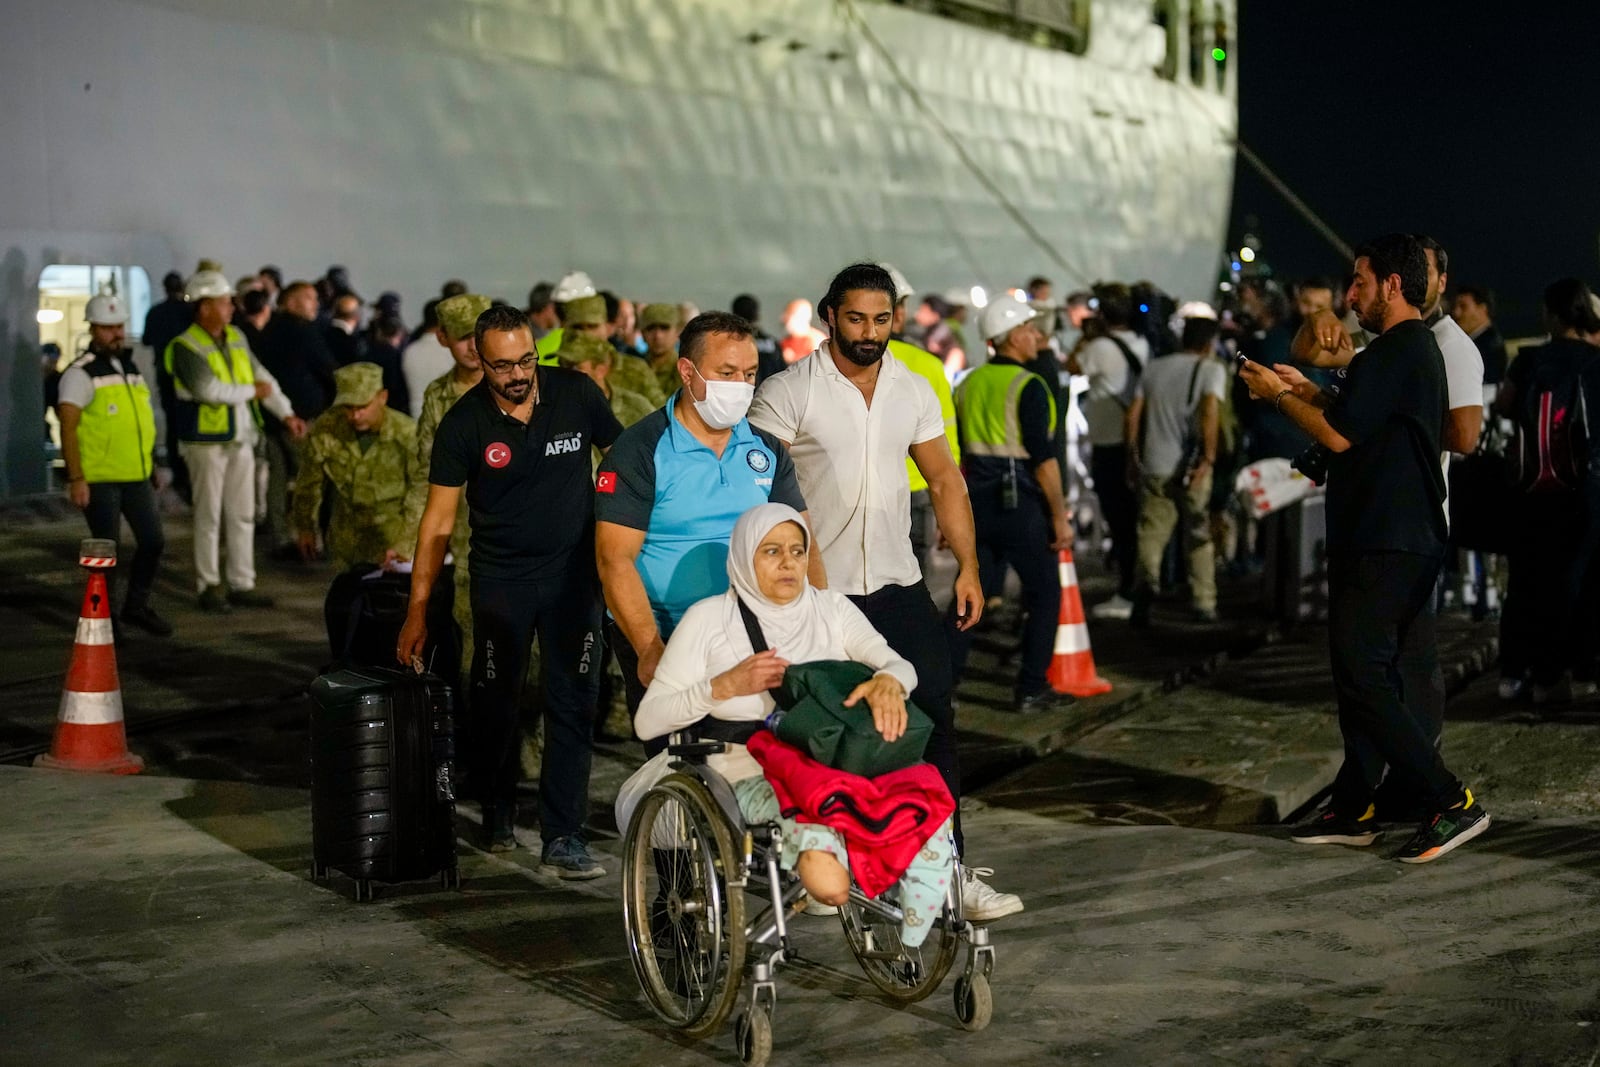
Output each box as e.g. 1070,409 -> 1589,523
1091,595 -> 1134,621
1497,677 -> 1526,701
961,866 -> 1023,922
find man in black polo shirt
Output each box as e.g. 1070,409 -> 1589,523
400,304 -> 623,874
1239,233 -> 1490,864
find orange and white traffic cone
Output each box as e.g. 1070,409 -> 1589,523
1046,548 -> 1113,698
35,539 -> 143,774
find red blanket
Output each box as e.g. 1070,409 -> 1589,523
747,730 -> 954,898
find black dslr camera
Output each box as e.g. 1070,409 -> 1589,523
1291,444 -> 1331,486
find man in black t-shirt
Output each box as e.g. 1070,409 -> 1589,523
399,304 -> 623,874
1239,233 -> 1490,865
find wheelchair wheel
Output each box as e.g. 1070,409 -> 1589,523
838,894 -> 958,1003
622,773 -> 746,1039
954,973 -> 993,1031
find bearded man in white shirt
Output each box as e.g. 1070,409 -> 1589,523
749,262 -> 1022,921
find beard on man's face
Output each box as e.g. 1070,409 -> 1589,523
1355,292 -> 1388,334
837,335 -> 884,367
491,376 -> 532,403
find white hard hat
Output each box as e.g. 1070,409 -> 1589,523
1169,300 -> 1218,337
940,286 -> 969,308
184,269 -> 235,302
980,293 -> 1039,342
85,291 -> 129,326
880,263 -> 914,303
552,270 -> 596,303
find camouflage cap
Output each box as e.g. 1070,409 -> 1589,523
554,332 -> 615,369
332,362 -> 385,408
563,294 -> 607,327
639,303 -> 679,330
436,293 -> 492,342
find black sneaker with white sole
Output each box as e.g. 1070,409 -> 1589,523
1290,805 -> 1381,847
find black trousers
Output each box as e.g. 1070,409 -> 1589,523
1370,566 -> 1445,818
84,480 -> 165,611
1500,493 -> 1591,686
607,618 -> 665,757
849,580 -> 962,855
1090,444 -> 1137,598
1326,551 -> 1463,816
470,570 -> 602,843
948,492 -> 1059,698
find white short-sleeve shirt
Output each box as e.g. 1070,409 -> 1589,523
1077,329 -> 1151,446
1433,314 -> 1485,415
1431,313 -> 1485,528
748,344 -> 946,596
56,364 -> 96,409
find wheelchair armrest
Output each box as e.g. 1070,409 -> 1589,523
665,730 -> 727,762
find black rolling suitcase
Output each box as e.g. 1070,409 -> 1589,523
309,664 -> 460,901
323,564 -> 460,690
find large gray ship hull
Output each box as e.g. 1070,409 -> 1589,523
0,0 -> 1236,496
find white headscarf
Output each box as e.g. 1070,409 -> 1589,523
723,502 -> 843,663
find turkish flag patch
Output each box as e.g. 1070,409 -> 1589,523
596,471 -> 618,494
484,442 -> 512,469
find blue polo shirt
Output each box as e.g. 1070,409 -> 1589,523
595,393 -> 807,634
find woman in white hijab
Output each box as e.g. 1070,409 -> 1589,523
619,503 -> 953,938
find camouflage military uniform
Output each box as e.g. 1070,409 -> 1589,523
609,353 -> 668,409
411,367 -> 479,671
554,332 -> 659,448
651,356 -> 686,400
293,408 -> 424,569
637,303 -> 684,402
608,384 -> 657,428
411,368 -> 478,561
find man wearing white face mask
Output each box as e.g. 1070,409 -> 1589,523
596,311 -> 817,743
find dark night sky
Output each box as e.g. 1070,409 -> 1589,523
1228,2 -> 1600,335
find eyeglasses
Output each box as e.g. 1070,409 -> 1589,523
484,354 -> 538,374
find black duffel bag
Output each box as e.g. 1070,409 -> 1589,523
735,598 -> 933,778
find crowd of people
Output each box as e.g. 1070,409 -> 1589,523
53,237 -> 1600,896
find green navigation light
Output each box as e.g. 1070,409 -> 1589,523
1212,47 -> 1226,61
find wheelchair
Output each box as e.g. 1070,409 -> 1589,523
620,735 -> 997,1067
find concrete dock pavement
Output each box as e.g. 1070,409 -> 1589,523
0,504 -> 1544,828
6,504 -> 1600,1062
5,764 -> 1600,1065
0,503 -> 1273,785
0,504 -> 332,763
981,611 -> 1506,828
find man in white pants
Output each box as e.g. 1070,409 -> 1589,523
164,269 -> 304,612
